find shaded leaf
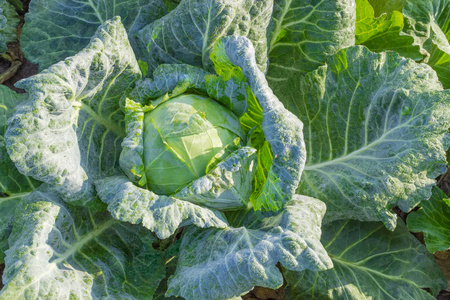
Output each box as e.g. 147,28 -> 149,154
0,0 -> 18,53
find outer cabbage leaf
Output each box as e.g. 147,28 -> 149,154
21,0 -> 169,70
407,186 -> 450,253
95,175 -> 229,239
136,0 -> 273,73
130,64 -> 210,102
166,195 -> 332,300
266,0 -> 355,178
0,85 -> 39,196
295,46 -> 450,229
0,185 -> 165,299
220,36 -> 307,211
285,219 -> 447,299
0,0 -> 18,53
355,0 -> 421,60
6,17 -> 141,206
267,0 -> 355,81
0,86 -> 40,264
401,0 -> 450,88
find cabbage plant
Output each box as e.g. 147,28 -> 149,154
1,0 -> 450,300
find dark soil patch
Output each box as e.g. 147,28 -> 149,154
0,58 -> 38,93
0,0 -> 38,92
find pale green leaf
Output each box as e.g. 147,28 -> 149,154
266,0 -> 355,166
136,0 -> 273,73
167,195 -> 332,300
0,85 -> 40,264
407,186 -> 450,253
21,0 -> 169,70
95,176 -> 229,239
285,219 -> 447,299
0,185 -> 165,299
6,17 -> 141,206
0,85 -> 38,196
267,0 -> 355,79
295,46 -> 450,229
130,64 -> 210,102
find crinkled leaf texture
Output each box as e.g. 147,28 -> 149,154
166,195 -> 332,300
0,0 -> 19,53
401,0 -> 450,88
136,0 -> 273,74
21,0 -> 169,70
128,36 -> 306,212
408,186 -> 450,253
220,36 -> 307,211
294,46 -> 450,229
285,219 -> 447,299
130,64 -> 210,102
267,0 -> 355,82
0,185 -> 165,299
95,175 -> 229,239
6,17 -> 141,206
0,85 -> 40,263
355,0 -> 421,60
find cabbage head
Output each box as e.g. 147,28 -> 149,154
142,94 -> 245,195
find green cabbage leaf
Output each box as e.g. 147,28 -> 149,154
20,0 -> 169,70
0,86 -> 40,264
167,195 -> 332,300
408,186 -> 450,253
294,46 -> 450,229
0,0 -> 18,54
6,17 -> 141,207
0,185 -> 166,299
284,219 -> 446,299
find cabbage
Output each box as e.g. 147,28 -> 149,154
143,94 -> 244,194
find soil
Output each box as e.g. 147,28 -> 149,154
0,0 -> 449,299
